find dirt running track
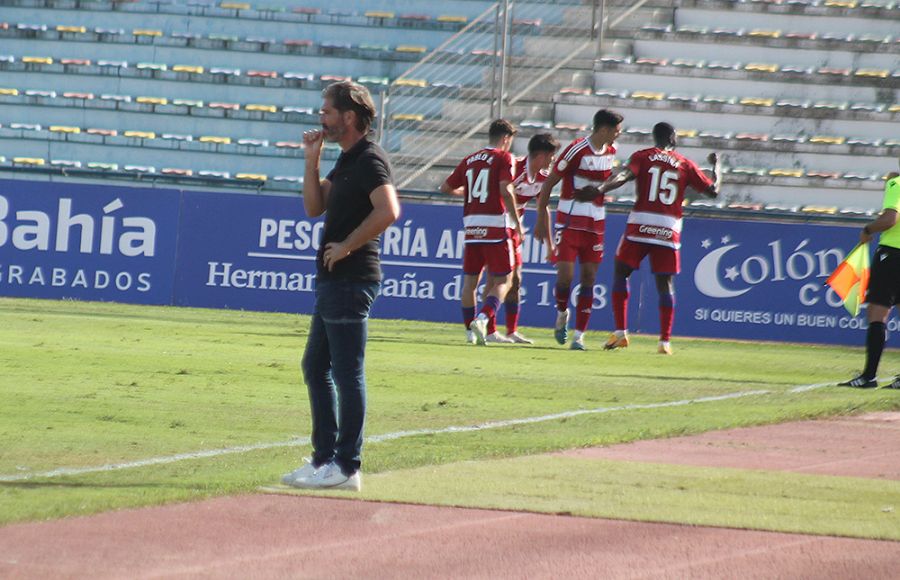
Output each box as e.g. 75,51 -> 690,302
1,413 -> 899,579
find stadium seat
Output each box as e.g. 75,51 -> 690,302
136,96 -> 168,105
124,165 -> 156,173
396,45 -> 427,54
855,68 -> 890,78
284,71 -> 314,81
56,25 -> 87,34
172,65 -> 204,74
735,133 -> 769,142
87,128 -> 117,136
60,58 -> 92,66
51,159 -> 82,168
209,102 -> 240,110
769,168 -> 805,177
237,138 -> 269,147
807,170 -> 842,179
245,104 -> 277,113
97,60 -> 128,69
199,136 -> 232,144
285,39 -> 314,48
123,130 -> 156,139
198,170 -> 231,178
275,141 -> 303,148
173,98 -> 204,107
87,162 -> 119,171
809,136 -> 846,145
100,94 -> 131,102
13,157 -> 46,165
282,106 -> 313,114
631,91 -> 665,101
133,29 -> 163,37
236,173 -> 267,180
739,97 -> 775,107
25,89 -> 57,98
437,15 -> 467,24
744,63 -> 780,73
395,78 -> 427,88
358,76 -> 389,86
747,29 -> 781,38
0,88 -> 19,96
801,205 -> 838,215
321,74 -> 350,82
365,10 -> 395,19
10,123 -> 42,131
137,62 -> 168,71
22,56 -> 53,65
220,2 -> 252,10
273,175 -> 303,183
392,114 -> 425,122
49,126 -> 81,134
161,133 -> 193,141
247,70 -> 278,78
210,67 -> 241,76
162,168 -> 193,176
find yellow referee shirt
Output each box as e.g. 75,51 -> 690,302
879,176 -> 900,249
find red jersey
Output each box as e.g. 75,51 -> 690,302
512,156 -> 550,218
446,147 -> 516,244
624,147 -> 714,250
552,137 -> 616,234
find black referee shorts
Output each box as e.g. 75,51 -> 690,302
865,245 -> 900,307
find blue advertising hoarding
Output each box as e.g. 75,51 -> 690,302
0,179 -> 874,346
0,179 -> 179,305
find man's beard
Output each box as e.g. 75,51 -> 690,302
322,123 -> 344,142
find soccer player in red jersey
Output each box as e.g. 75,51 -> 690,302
496,132 -> 560,344
534,109 -> 623,350
580,122 -> 721,354
440,119 -> 525,346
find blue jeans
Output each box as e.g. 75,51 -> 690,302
301,279 -> 379,475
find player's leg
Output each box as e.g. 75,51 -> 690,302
554,229 -> 576,344
841,247 -> 894,387
472,240 -> 515,345
504,266 -> 528,344
649,245 -> 679,354
655,274 -> 675,355
571,259 -> 599,350
605,259 -> 634,350
461,246 -> 483,344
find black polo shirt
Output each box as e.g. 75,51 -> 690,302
316,137 -> 393,282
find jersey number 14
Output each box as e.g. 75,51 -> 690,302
647,166 -> 678,205
466,168 -> 489,204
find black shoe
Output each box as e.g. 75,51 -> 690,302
838,375 -> 878,389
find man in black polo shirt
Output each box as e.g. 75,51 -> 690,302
282,81 -> 400,491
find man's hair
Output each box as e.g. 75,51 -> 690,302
323,81 -> 377,133
528,133 -> 560,155
653,122 -> 677,147
488,119 -> 517,144
592,109 -> 624,130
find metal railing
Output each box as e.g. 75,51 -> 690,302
382,0 -> 653,191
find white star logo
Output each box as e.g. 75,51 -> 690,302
701,239 -> 712,249
724,266 -> 740,281
721,235 -> 731,244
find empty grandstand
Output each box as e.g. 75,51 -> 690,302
0,0 -> 896,214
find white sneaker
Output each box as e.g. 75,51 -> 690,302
506,331 -> 534,344
466,329 -> 477,344
485,332 -> 513,343
281,458 -> 318,486
288,461 -> 361,491
471,314 -> 488,346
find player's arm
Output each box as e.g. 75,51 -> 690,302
534,170 -> 562,242
322,184 -> 401,271
302,129 -> 332,217
574,167 -> 635,202
703,152 -> 722,198
860,210 -> 898,244
440,181 -> 464,196
500,179 -> 525,239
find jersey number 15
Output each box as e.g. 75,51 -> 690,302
466,168 -> 489,204
647,166 -> 678,205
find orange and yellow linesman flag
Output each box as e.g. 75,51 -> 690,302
826,242 -> 870,316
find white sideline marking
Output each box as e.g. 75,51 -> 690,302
0,384 -> 834,483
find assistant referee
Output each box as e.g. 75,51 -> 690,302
841,165 -> 900,389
